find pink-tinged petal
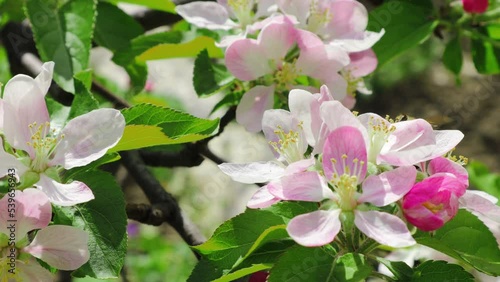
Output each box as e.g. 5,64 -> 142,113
217,32 -> 247,48
270,171 -> 334,201
340,94 -> 356,109
427,130 -> 465,159
3,75 -> 50,156
236,85 -> 275,132
354,210 -> 416,248
329,30 -> 385,53
278,0 -> 312,24
288,89 -> 315,145
347,49 -> 378,78
359,166 -> 417,206
0,189 -> 51,238
466,190 -> 498,204
49,108 -> 125,169
15,258 -> 55,281
460,190 -> 500,224
262,109 -> 307,160
323,73 -> 348,102
219,161 -> 285,184
284,158 -> 315,175
225,39 -> 272,81
0,138 -> 28,179
379,119 -> 436,166
175,2 -> 237,30
34,61 -> 55,95
287,210 -> 342,247
322,126 -> 367,182
323,0 -> 368,40
248,184 -> 281,208
428,157 -> 468,186
319,101 -> 365,136
258,19 -> 297,63
24,225 -> 90,270
255,0 -> 279,18
36,174 -> 94,206
246,14 -> 299,35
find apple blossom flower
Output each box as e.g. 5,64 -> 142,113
284,126 -> 416,247
0,189 -> 89,280
462,0 -> 488,14
0,62 -> 125,206
278,0 -> 385,52
225,18 -> 350,132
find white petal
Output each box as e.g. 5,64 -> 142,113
288,89 -> 316,145
460,190 -> 500,224
236,85 -> 275,132
219,161 -> 285,184
247,184 -> 281,208
0,138 -> 28,179
269,171 -> 334,201
16,258 -> 55,281
34,61 -> 55,95
354,210 -> 416,248
329,30 -> 385,53
24,225 -> 90,270
49,108 -> 125,169
175,2 -> 237,30
287,210 -> 342,247
36,174 -> 94,206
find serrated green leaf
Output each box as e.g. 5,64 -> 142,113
193,49 -> 234,97
106,0 -> 176,13
368,0 -> 438,67
63,170 -> 127,278
94,1 -> 144,51
442,36 -> 463,76
187,260 -> 224,282
137,35 -> 224,61
264,201 -> 319,223
268,245 -> 336,282
109,104 -> 219,151
332,253 -> 372,282
68,77 -> 99,120
375,257 -> 413,281
412,260 -> 474,281
471,24 -> 500,74
26,0 -> 96,93
415,209 -> 500,275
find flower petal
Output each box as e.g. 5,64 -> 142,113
24,225 -> 90,270
3,74 -> 50,156
288,89 -> 316,145
49,108 -> 125,169
322,126 -> 367,182
259,19 -> 297,63
219,161 -> 285,184
175,2 -> 236,30
269,171 -> 334,201
428,157 -> 468,186
277,0 -> 312,24
354,210 -> 416,248
0,138 -> 28,179
346,49 -> 378,78
34,61 -> 55,95
460,190 -> 500,224
323,0 -> 368,40
428,130 -> 465,159
287,210 -> 342,247
247,184 -> 281,208
330,30 -> 385,52
0,188 -> 51,238
236,85 -> 275,132
16,258 -> 55,281
225,39 -> 272,81
359,166 -> 417,206
36,174 -> 94,206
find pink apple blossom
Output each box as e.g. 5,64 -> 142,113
283,126 -> 416,247
0,62 -> 125,206
225,18 -> 350,131
0,189 -> 89,280
462,0 -> 488,14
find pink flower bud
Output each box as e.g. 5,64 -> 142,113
462,0 -> 488,14
249,271 -> 269,282
402,175 -> 466,231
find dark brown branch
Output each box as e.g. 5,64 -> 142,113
120,150 -> 206,254
91,80 -> 131,109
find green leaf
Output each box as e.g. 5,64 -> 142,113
109,104 -> 219,151
265,201 -> 319,223
193,49 -> 234,97
332,253 -> 372,282
187,260 -> 224,282
467,161 -> 500,200
415,209 -> 500,275
62,170 -> 127,278
375,257 -> 413,281
94,1 -> 144,51
193,209 -> 287,270
106,0 -> 176,13
442,36 -> 463,76
471,24 -> 500,74
26,0 -> 96,93
268,245 -> 336,282
213,264 -> 271,282
368,0 -> 438,67
412,260 -> 474,281
68,77 -> 99,120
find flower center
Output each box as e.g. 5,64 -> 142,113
27,122 -> 64,173
275,61 -> 298,88
228,0 -> 254,27
307,0 -> 331,34
329,155 -> 365,211
366,116 -> 396,163
422,201 -> 444,214
269,123 -> 305,164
